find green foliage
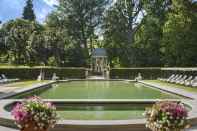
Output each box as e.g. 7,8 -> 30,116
110,67 -> 197,80
47,56 -> 57,66
43,28 -> 66,66
22,0 -> 36,21
162,0 -> 197,66
54,0 -> 109,55
103,0 -> 145,66
64,47 -> 87,67
110,68 -> 161,79
0,67 -> 86,80
134,0 -> 171,67
1,19 -> 43,65
0,0 -> 196,67
104,0 -> 197,67
0,27 -> 6,55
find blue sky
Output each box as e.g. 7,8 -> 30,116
0,0 -> 196,24
0,0 -> 58,23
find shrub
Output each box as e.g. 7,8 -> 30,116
110,68 -> 197,80
110,68 -> 161,79
0,67 -> 86,80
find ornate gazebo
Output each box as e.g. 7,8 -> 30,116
91,48 -> 108,73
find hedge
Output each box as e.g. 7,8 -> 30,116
1,66 -> 197,80
110,68 -> 197,80
0,67 -> 86,80
110,68 -> 161,80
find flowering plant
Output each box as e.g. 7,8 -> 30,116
145,101 -> 189,131
11,96 -> 58,130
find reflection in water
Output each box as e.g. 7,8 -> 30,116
57,105 -> 146,120
23,81 -> 182,99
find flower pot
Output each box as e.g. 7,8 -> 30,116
173,129 -> 185,131
21,121 -> 48,131
154,129 -> 185,131
22,127 -> 47,131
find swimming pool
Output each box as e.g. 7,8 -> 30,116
1,81 -> 194,131
12,81 -> 182,99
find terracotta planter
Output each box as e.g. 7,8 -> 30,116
153,129 -> 184,131
21,121 -> 48,131
22,127 -> 47,131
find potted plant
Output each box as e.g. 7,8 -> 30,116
145,101 -> 189,131
11,96 -> 58,131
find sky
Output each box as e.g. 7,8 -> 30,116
0,0 -> 196,24
0,0 -> 58,23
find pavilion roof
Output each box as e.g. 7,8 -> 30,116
92,48 -> 107,57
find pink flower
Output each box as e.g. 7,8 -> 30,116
11,96 -> 57,129
11,103 -> 28,122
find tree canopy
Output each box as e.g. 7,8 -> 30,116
22,0 -> 36,21
0,0 -> 196,67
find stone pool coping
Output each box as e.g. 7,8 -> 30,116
0,99 -> 197,131
139,81 -> 197,100
0,81 -> 56,99
0,79 -> 197,131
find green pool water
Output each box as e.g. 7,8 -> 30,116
57,105 -> 147,120
6,103 -> 148,120
14,81 -> 182,99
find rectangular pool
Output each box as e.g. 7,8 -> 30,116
12,81 -> 183,99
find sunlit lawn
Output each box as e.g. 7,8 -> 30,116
143,80 -> 197,93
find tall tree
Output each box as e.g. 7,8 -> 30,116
46,12 -> 90,67
22,0 -> 36,21
2,19 -> 42,64
103,0 -> 146,66
134,0 -> 171,66
162,0 -> 197,66
53,0 -> 109,56
118,0 -> 145,45
0,25 -> 6,56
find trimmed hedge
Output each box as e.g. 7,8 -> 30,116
110,68 -> 161,80
110,68 -> 197,80
1,66 -> 197,80
0,67 -> 86,80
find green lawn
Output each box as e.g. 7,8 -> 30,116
5,80 -> 49,88
143,80 -> 197,93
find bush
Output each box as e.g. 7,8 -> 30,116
0,67 -> 86,80
110,68 -> 161,79
110,68 -> 197,80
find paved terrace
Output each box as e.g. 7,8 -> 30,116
0,81 -> 55,99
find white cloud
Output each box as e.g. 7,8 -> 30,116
42,0 -> 58,7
